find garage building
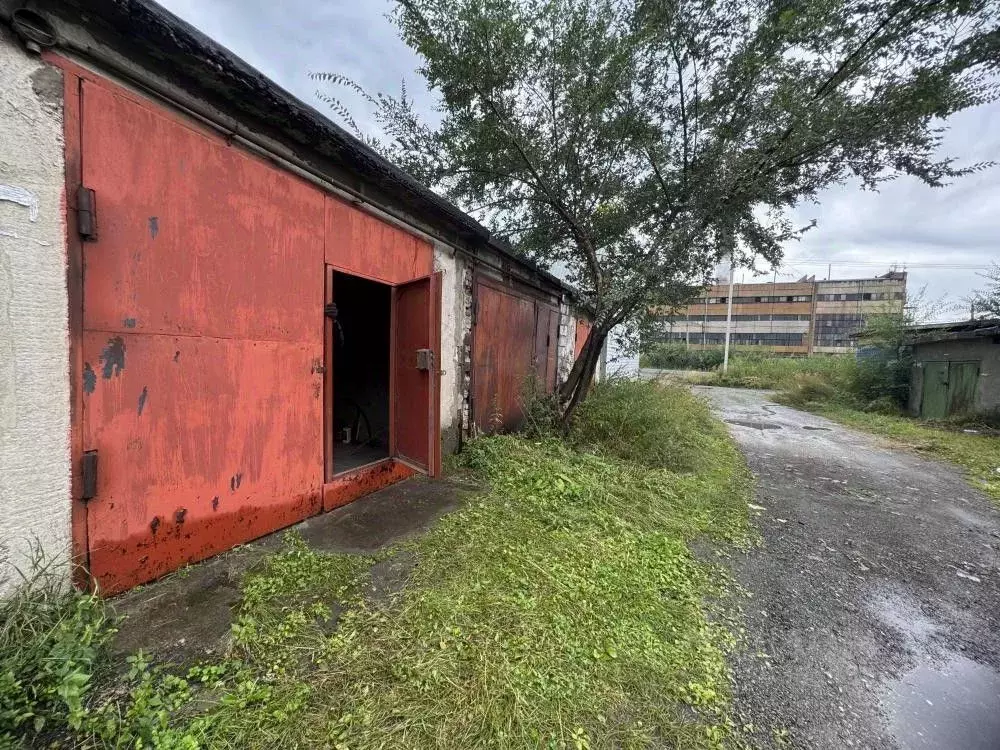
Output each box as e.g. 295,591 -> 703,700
0,0 -> 590,594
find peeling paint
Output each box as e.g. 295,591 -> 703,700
123,318 -> 137,328
174,508 -> 187,524
137,386 -> 148,416
150,516 -> 161,534
148,216 -> 159,239
99,336 -> 125,379
211,496 -> 219,511
82,363 -> 96,394
173,350 -> 180,363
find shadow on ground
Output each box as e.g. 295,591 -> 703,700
109,475 -> 477,665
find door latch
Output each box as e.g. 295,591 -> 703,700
416,348 -> 435,371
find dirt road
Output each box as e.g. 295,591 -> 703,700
700,387 -> 1000,750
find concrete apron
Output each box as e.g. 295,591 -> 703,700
109,475 -> 475,665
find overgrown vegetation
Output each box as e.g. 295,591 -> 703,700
704,355 -> 858,394
0,550 -> 113,744
641,343 -> 725,372
3,382 -> 754,749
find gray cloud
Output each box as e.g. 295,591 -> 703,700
157,0 -> 998,319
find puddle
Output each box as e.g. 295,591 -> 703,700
889,655 -> 1000,750
873,593 -> 937,644
802,425 -> 831,431
725,419 -> 781,430
873,591 -> 1000,749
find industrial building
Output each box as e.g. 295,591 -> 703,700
653,271 -> 907,355
0,0 -> 591,594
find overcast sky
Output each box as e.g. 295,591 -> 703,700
159,0 -> 998,321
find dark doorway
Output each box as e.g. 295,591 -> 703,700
332,273 -> 392,474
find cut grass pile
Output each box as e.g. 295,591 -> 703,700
3,382 -> 754,749
808,404 -> 1000,505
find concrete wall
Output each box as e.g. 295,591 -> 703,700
557,302 -> 578,385
909,338 -> 1000,416
0,31 -> 70,590
434,244 -> 472,454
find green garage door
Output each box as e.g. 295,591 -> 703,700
920,361 -> 980,420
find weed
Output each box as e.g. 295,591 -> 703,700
569,379 -> 724,473
705,355 -> 857,393
641,344 -> 725,371
0,546 -> 114,745
6,383 -> 755,749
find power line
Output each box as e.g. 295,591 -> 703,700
784,259 -> 989,269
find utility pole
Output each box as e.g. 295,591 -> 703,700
703,294 -> 708,346
723,253 -> 736,372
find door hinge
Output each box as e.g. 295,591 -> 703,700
77,185 -> 97,241
81,450 -> 98,501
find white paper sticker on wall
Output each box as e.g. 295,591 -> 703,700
0,184 -> 39,222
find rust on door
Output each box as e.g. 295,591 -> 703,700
392,273 -> 442,474
534,304 -> 560,392
78,78 -> 325,594
471,279 -> 537,433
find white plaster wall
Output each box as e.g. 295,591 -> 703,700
557,303 -> 577,385
434,244 -> 471,454
0,30 -> 70,592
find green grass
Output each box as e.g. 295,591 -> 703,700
5,382 -> 755,749
0,548 -> 113,744
805,403 -> 1000,505
702,355 -> 857,392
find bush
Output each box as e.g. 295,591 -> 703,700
641,343 -> 725,371
709,355 -> 857,393
569,379 -> 723,472
780,373 -> 840,407
0,549 -> 113,744
852,356 -> 910,408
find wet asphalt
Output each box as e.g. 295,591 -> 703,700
698,387 -> 1000,750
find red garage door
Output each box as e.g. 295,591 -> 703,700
77,78 -> 325,594
472,278 -> 559,433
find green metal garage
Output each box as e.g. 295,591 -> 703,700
908,320 -> 1000,420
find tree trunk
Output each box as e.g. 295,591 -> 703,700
559,325 -> 608,430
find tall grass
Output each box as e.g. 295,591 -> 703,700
570,379 -> 722,472
641,343 -> 725,371
5,383 -> 756,749
706,355 -> 857,392
0,547 -> 113,744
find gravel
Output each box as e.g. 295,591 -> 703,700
699,387 -> 1000,750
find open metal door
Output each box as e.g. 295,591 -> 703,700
392,273 -> 441,475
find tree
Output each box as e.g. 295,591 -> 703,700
314,0 -> 1000,425
856,285 -> 953,406
968,263 -> 1000,319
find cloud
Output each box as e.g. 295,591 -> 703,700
156,0 -> 999,319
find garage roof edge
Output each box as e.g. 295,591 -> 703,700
3,0 -> 581,301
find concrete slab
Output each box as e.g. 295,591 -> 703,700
108,474 -> 477,664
